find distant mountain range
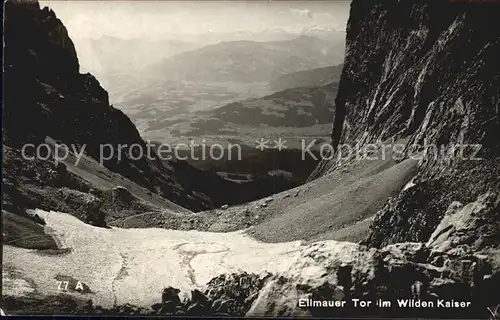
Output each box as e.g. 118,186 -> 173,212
74,29 -> 345,80
148,27 -> 345,45
148,35 -> 345,83
269,64 -> 344,91
73,35 -> 199,84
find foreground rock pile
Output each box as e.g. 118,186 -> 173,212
68,272 -> 272,316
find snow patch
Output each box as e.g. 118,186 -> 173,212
402,176 -> 417,191
3,209 -> 305,308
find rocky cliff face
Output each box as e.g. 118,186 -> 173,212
2,0 -> 219,212
310,0 -> 500,247
327,0 -> 499,160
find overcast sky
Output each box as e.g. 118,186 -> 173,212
40,1 -> 351,40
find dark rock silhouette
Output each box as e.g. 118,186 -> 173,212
310,0 -> 500,179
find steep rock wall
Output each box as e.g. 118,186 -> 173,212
309,0 -> 500,246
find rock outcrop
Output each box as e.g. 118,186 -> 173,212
2,146 -> 109,228
318,0 -> 499,165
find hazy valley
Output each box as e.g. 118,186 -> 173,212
88,32 -> 345,185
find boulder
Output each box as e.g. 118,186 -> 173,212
159,287 -> 182,315
28,212 -> 46,225
185,289 -> 211,316
203,272 -> 273,316
161,286 -> 181,305
112,186 -> 134,203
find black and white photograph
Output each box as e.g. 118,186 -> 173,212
1,0 -> 500,318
